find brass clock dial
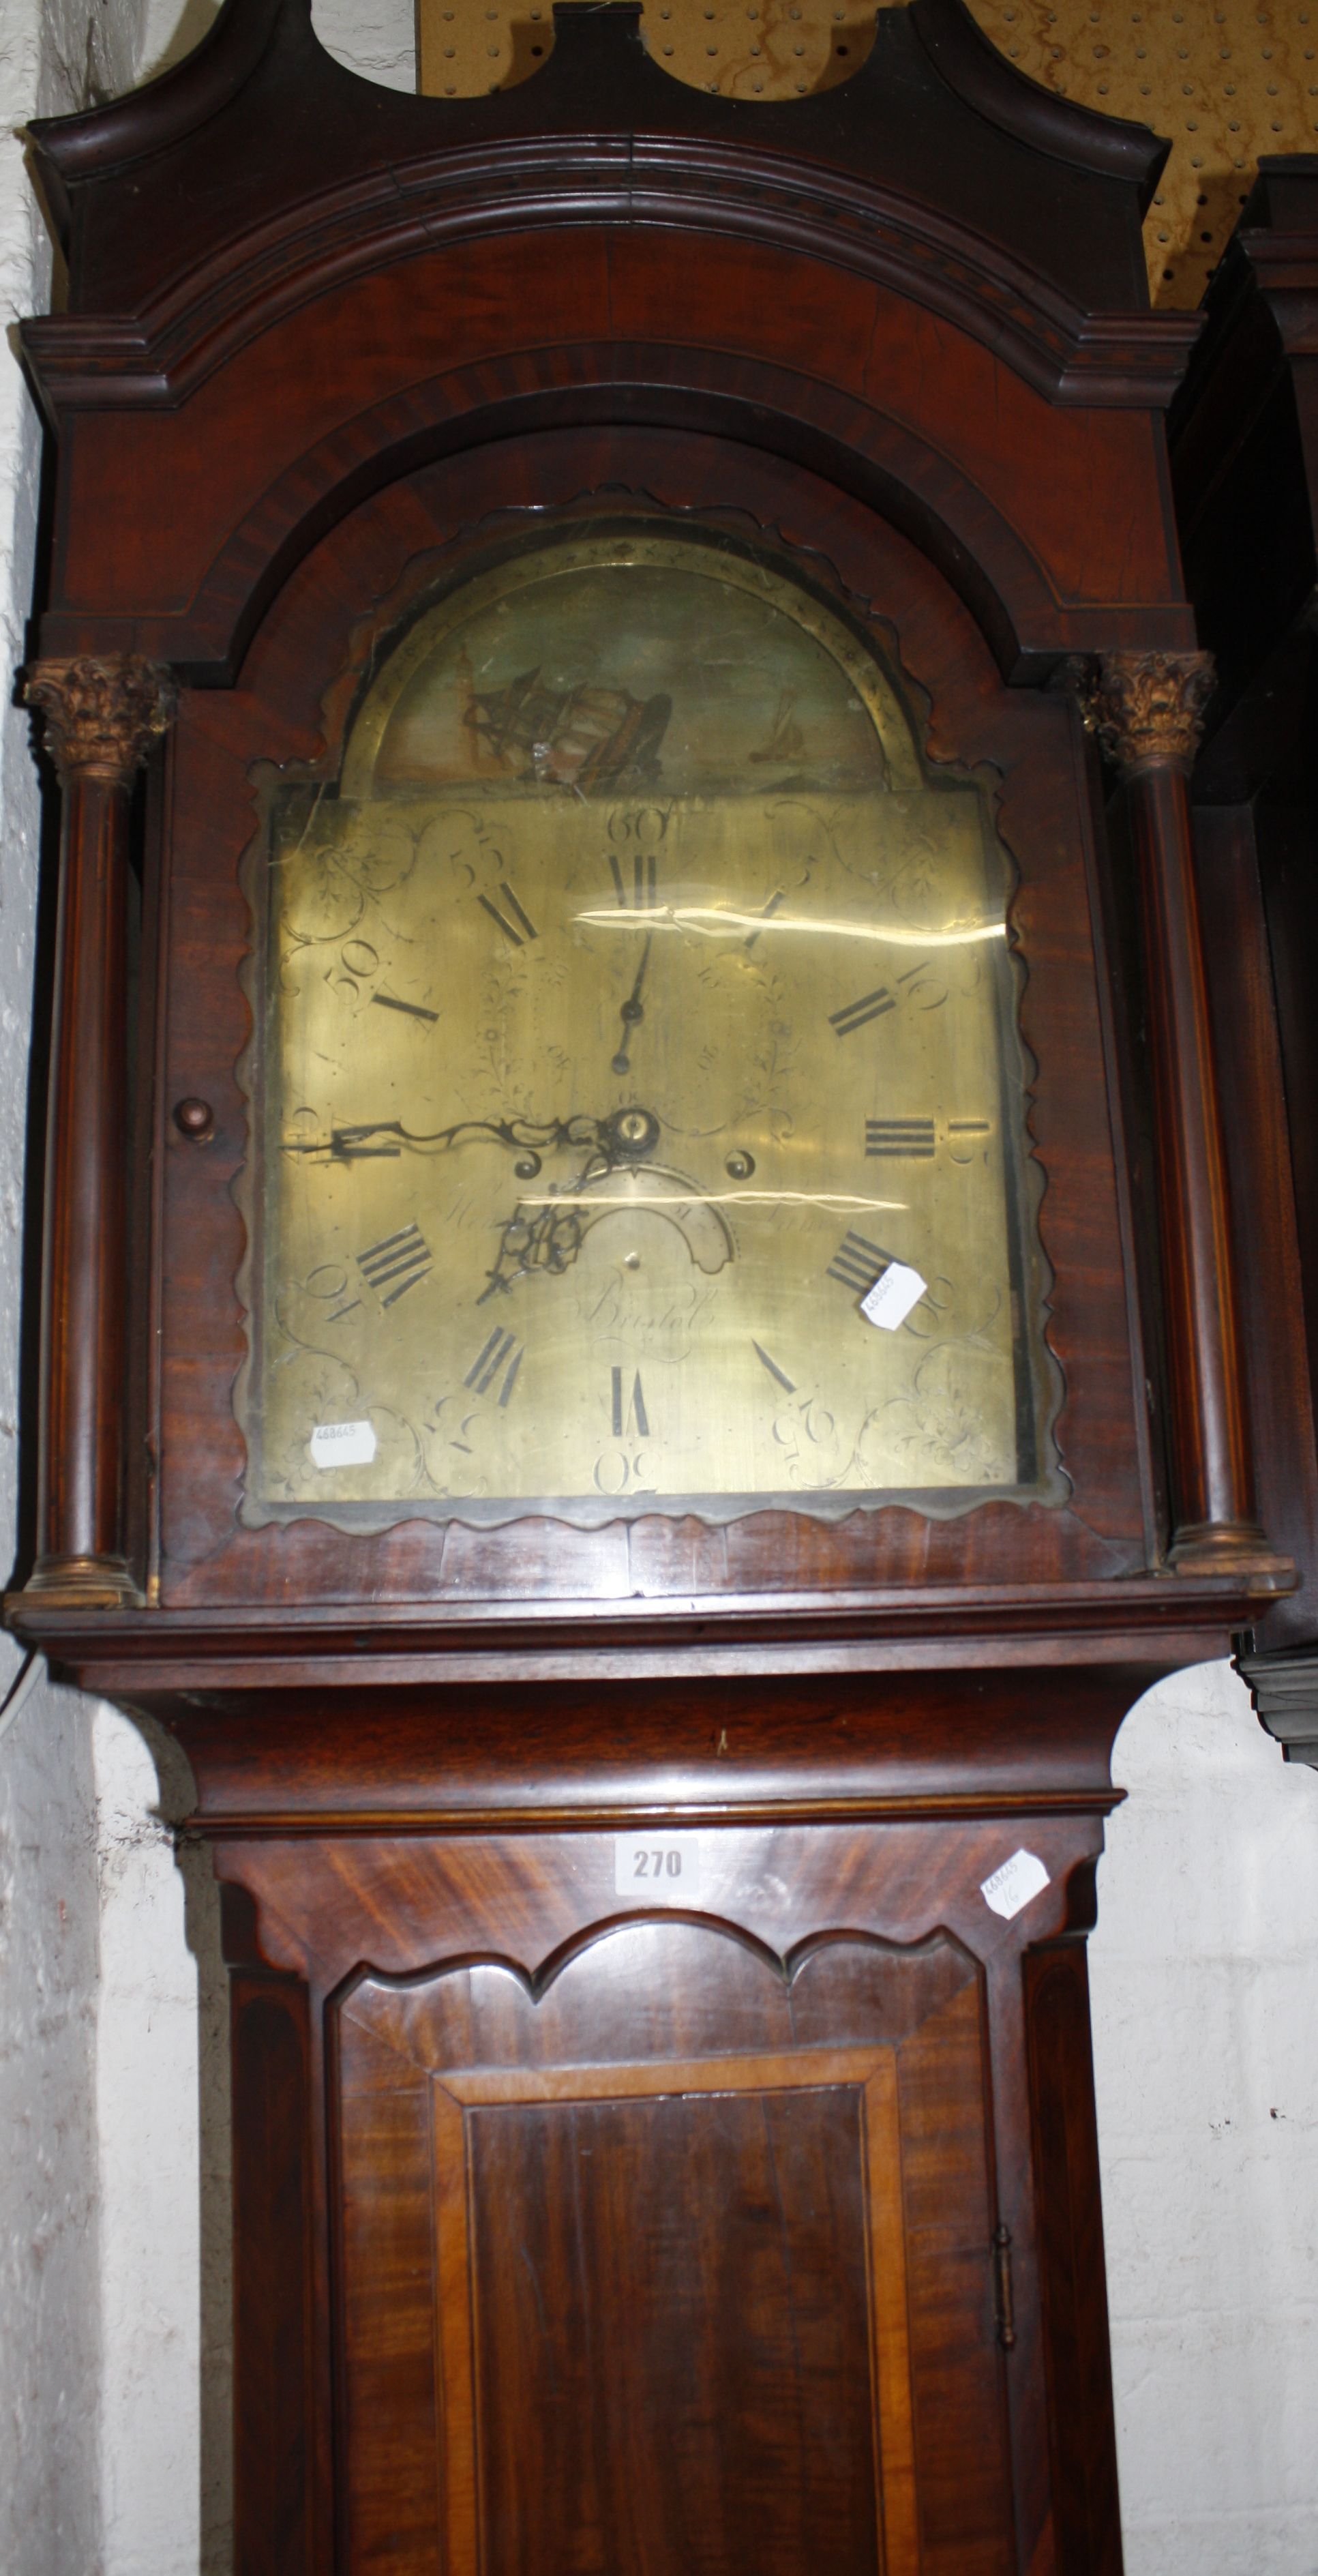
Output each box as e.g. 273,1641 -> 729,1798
239,528 -> 1062,1528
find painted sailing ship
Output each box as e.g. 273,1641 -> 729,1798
464,667 -> 672,787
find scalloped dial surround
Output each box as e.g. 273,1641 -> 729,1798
239,529 -> 1061,1528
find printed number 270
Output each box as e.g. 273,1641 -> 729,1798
614,1831 -> 703,1897
634,1848 -> 684,1880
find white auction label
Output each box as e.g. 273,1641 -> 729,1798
309,1419 -> 377,1470
860,1261 -> 927,1331
980,1848 -> 1051,1921
615,1832 -> 703,1898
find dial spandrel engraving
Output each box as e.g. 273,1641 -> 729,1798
237,529 -> 1063,1528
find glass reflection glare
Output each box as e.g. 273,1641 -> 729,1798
575,907 -> 1008,945
520,1191 -> 909,1212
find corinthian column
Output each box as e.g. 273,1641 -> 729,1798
22,654 -> 176,1607
1090,649 -> 1276,1574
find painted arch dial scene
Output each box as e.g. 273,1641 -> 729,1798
241,527 -> 1062,1528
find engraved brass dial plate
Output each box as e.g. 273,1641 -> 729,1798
237,527 -> 1062,1528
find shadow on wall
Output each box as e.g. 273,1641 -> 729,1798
93,1706 -> 233,2576
144,0 -> 419,91
172,1736 -> 235,2576
140,0 -> 220,82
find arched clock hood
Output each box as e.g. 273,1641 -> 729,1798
20,0 -> 1200,683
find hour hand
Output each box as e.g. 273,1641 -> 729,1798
611,932 -> 652,1076
479,1196 -> 585,1301
480,1127 -> 732,1303
479,1111 -> 654,1300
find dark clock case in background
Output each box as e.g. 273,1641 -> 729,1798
1169,153 -> 1318,1764
7,3 -> 1311,2568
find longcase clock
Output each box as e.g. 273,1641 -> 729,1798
6,3 -> 1305,2569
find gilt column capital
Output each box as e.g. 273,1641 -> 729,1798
1081,649 -> 1216,780
25,653 -> 177,786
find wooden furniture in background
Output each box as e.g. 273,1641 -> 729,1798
5,1 -> 1308,2565
1170,153 -> 1318,1766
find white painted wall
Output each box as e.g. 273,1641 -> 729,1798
0,5 -> 1315,2573
309,0 -> 415,89
139,0 -> 417,89
1092,1666 -> 1318,2576
0,1665 -> 101,2576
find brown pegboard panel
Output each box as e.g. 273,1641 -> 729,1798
415,0 -> 1318,307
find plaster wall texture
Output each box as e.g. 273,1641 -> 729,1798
140,0 -> 416,88
310,0 -> 415,89
0,5 -> 1314,2575
1091,1666 -> 1318,2576
91,1706 -> 209,2576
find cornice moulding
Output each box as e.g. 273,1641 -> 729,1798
21,0 -> 1190,427
19,143 -> 1201,422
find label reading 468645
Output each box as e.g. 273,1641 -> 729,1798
614,1832 -> 703,1898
